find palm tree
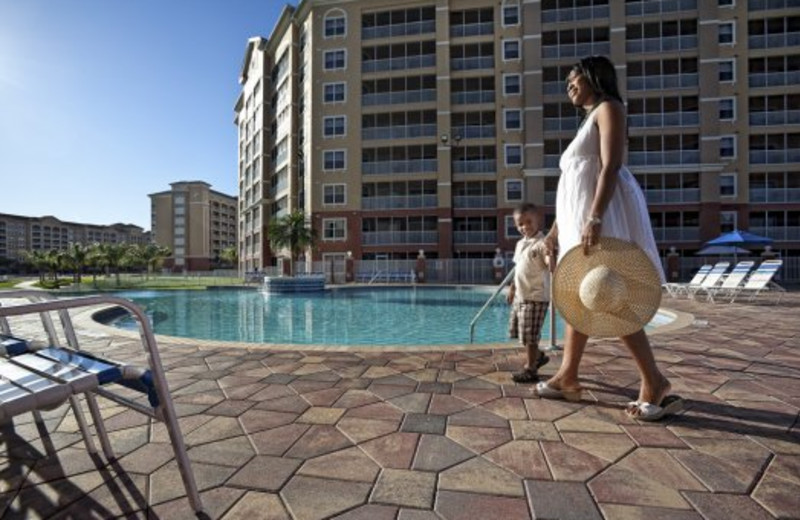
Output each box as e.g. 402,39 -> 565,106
92,243 -> 131,286
64,242 -> 88,284
267,211 -> 316,276
45,249 -> 63,282
219,246 -> 238,269
22,250 -> 49,282
131,243 -> 171,280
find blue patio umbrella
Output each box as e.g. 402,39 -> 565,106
704,230 -> 773,247
695,245 -> 751,256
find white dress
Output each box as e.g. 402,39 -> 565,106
556,107 -> 665,282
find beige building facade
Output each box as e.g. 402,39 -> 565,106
149,181 -> 238,271
235,0 -> 800,270
0,213 -> 148,263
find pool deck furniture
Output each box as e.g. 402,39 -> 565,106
0,290 -> 204,515
693,260 -> 756,303
686,261 -> 730,299
663,264 -> 712,298
729,259 -> 786,304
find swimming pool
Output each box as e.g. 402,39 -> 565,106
108,287 -> 672,347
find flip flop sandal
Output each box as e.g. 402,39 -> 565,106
512,368 -> 541,384
535,382 -> 582,402
628,395 -> 684,422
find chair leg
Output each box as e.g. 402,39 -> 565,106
68,395 -> 98,455
160,402 -> 204,513
84,392 -> 115,461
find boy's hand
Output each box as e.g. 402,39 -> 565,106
506,285 -> 515,304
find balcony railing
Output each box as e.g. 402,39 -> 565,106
749,110 -> 800,126
451,56 -> 494,71
628,112 -> 700,128
544,191 -> 557,205
362,20 -> 436,40
628,150 -> 700,166
542,5 -> 609,23
453,195 -> 497,209
452,159 -> 496,174
362,230 -> 439,245
450,22 -> 493,38
450,125 -> 496,139
544,155 -> 561,168
749,71 -> 800,88
626,0 -> 697,16
544,118 -> 579,132
643,188 -> 701,204
750,188 -> 800,203
362,159 -> 438,175
362,89 -> 437,106
362,54 -> 436,73
749,226 -> 800,241
626,35 -> 698,54
627,74 -> 699,91
749,149 -> 800,164
748,32 -> 800,49
362,195 -> 438,210
453,231 -> 498,244
543,81 -> 565,96
651,227 -> 700,242
747,0 -> 800,11
542,42 -> 610,60
451,91 -> 495,105
362,124 -> 437,141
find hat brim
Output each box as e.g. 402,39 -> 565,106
553,237 -> 662,338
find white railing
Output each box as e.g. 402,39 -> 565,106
749,149 -> 800,165
644,188 -> 701,204
362,159 -> 438,175
628,150 -> 700,166
749,110 -> 800,126
453,195 -> 497,209
362,231 -> 439,245
362,20 -> 436,40
362,54 -> 436,73
626,35 -> 697,54
542,42 -> 610,59
627,73 -> 699,91
452,91 -> 495,105
451,56 -> 494,71
628,112 -> 699,128
542,4 -> 609,22
362,124 -> 437,140
450,22 -> 493,38
749,188 -> 800,203
362,89 -> 437,107
749,71 -> 800,88
362,195 -> 438,210
626,0 -> 697,16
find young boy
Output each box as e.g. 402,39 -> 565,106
507,203 -> 552,383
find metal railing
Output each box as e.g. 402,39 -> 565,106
362,124 -> 437,140
362,159 -> 438,175
362,194 -> 438,210
749,71 -> 800,88
362,89 -> 437,107
628,112 -> 699,128
627,73 -> 699,91
453,195 -> 497,209
626,35 -> 697,54
749,149 -> 800,165
749,188 -> 800,203
362,54 -> 436,73
469,267 -> 515,343
749,110 -> 800,126
748,32 -> 800,49
362,20 -> 436,40
453,159 -> 496,174
542,4 -> 609,22
362,230 -> 439,245
450,125 -> 496,139
451,91 -> 495,105
542,42 -> 610,59
644,188 -> 701,204
450,22 -> 494,38
451,56 -> 495,71
626,0 -> 697,16
628,150 -> 700,166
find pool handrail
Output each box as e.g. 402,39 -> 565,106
469,267 -> 516,343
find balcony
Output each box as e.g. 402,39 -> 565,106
542,42 -> 610,60
451,91 -> 495,105
454,231 -> 497,244
362,159 -> 438,175
453,195 -> 497,209
627,74 -> 699,91
644,188 -> 701,204
543,81 -> 565,96
450,22 -> 493,38
544,155 -> 561,168
362,89 -> 437,107
628,150 -> 700,166
628,112 -> 700,128
542,4 -> 609,23
450,125 -> 496,140
362,230 -> 439,245
544,117 -> 579,132
749,149 -> 800,164
626,0 -> 697,16
750,188 -> 800,203
362,124 -> 437,141
362,195 -> 438,210
362,54 -> 436,73
749,110 -> 800,126
651,227 -> 700,242
452,159 -> 496,174
626,35 -> 698,54
451,56 -> 494,71
747,0 -> 800,10
544,191 -> 557,205
749,226 -> 800,241
362,20 -> 436,40
749,71 -> 800,88
748,32 -> 800,49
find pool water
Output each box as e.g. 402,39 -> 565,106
109,287 -> 669,347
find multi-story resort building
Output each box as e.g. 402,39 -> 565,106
0,213 -> 148,263
235,0 -> 800,272
149,181 -> 238,271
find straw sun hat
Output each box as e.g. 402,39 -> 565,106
553,237 -> 662,338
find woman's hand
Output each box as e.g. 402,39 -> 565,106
582,218 -> 602,255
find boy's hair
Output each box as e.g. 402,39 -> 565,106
513,203 -> 538,216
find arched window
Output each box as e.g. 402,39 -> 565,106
324,9 -> 347,38
502,0 -> 520,26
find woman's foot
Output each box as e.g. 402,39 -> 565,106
535,381 -> 582,402
626,376 -> 678,418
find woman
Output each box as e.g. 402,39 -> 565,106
538,56 -> 680,421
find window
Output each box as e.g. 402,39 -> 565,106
505,215 -> 521,239
719,98 -> 735,120
718,0 -> 734,6
720,135 -> 736,159
502,2 -> 520,26
503,74 -> 521,95
323,82 -> 346,103
323,184 -> 346,205
720,211 -> 737,233
324,49 -> 346,70
505,179 -> 523,202
505,144 -> 522,166
720,173 -> 737,197
323,150 -> 346,170
719,60 -> 735,82
323,218 -> 347,241
502,39 -> 521,60
324,11 -> 346,38
504,109 -> 522,131
719,22 -> 735,45
323,116 -> 346,137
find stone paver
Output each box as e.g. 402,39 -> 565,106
1,293 -> 799,518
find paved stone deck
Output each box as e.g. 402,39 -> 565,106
1,292 -> 799,519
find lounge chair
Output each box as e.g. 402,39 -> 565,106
729,259 -> 785,303
663,264 -> 712,298
686,261 -> 730,299
0,290 -> 204,515
693,260 -> 755,303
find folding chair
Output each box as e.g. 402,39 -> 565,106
693,261 -> 755,303
663,264 -> 712,298
686,261 -> 730,299
729,259 -> 785,303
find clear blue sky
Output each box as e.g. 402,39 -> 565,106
0,0 -> 289,230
